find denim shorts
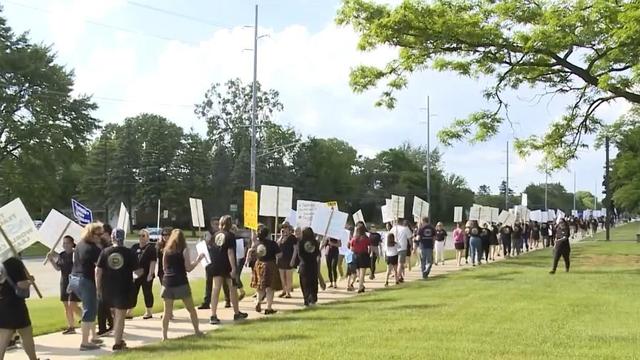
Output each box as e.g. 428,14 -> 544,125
68,275 -> 97,322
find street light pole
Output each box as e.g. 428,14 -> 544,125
250,4 -> 258,191
505,141 -> 509,209
426,96 -> 431,209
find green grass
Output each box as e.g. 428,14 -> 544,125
27,249 -> 453,336
20,242 -> 50,257
109,223 -> 640,360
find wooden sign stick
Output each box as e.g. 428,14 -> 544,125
0,225 -> 43,298
43,220 -> 72,266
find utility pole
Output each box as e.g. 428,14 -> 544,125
594,180 -> 597,210
573,170 -> 576,211
250,4 -> 258,191
605,136 -> 611,241
426,96 -> 431,209
505,141 -> 509,209
544,171 -> 548,211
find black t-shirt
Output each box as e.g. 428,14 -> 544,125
500,226 -> 512,241
541,223 -> 549,236
418,224 -> 436,248
97,246 -> 137,298
369,232 -> 382,246
298,238 -> 320,266
210,230 -> 236,272
131,242 -> 157,277
257,239 -> 281,262
56,251 -> 74,280
163,250 -> 188,287
556,224 -> 570,240
512,225 -> 523,240
71,241 -> 101,282
279,235 -> 297,263
435,229 -> 447,242
468,226 -> 481,238
0,257 -> 28,307
480,227 -> 491,241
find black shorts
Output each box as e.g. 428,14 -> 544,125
355,253 -> 370,269
385,255 -> 398,266
208,265 -> 232,278
0,300 -> 31,329
454,242 -> 465,250
103,286 -> 135,310
346,262 -> 357,276
60,279 -> 80,302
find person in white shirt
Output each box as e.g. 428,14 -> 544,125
384,233 -> 399,286
389,220 -> 413,283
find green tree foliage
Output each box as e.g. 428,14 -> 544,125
336,0 -> 640,169
607,109 -> 640,213
0,13 -> 98,215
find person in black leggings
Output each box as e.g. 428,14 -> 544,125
550,219 -> 571,274
97,223 -> 114,337
464,221 -> 472,264
325,237 -> 339,289
480,223 -> 491,262
500,224 -> 512,258
368,229 -> 381,280
297,227 -> 320,306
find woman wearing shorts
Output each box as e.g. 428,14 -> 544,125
349,223 -> 371,293
452,223 -> 465,266
384,233 -> 399,286
251,227 -> 281,314
46,235 -> 81,335
0,257 -> 38,360
160,229 -> 204,341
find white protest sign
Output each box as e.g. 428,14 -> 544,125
353,210 -> 365,225
503,212 -> 516,227
479,206 -> 492,224
593,210 -> 602,218
381,205 -> 393,224
259,185 -> 293,218
491,207 -> 500,223
39,209 -> 83,253
541,211 -> 550,223
453,206 -> 463,223
497,210 -> 510,224
285,209 -> 297,228
571,210 -> 578,217
530,210 -> 542,223
469,206 -> 481,221
391,195 -> 405,220
0,198 -> 43,262
601,208 -> 607,217
195,240 -> 211,268
521,193 -> 528,207
311,206 -> 349,240
117,202 -> 130,234
235,238 -> 245,260
584,209 -> 592,218
557,209 -> 565,220
189,198 -> 205,228
548,209 -> 556,220
412,196 -> 430,220
296,200 -> 326,229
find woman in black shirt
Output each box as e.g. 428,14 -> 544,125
251,227 -> 281,315
297,227 -> 321,306
0,257 -> 37,360
160,229 -> 204,341
277,222 -> 296,298
129,229 -> 157,319
46,235 -> 81,335
324,236 -> 340,289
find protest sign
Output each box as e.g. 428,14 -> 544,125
259,185 -> 293,218
39,209 -> 83,254
311,206 -> 348,240
244,191 -> 258,230
453,206 -> 463,223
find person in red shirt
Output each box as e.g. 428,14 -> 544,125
349,223 -> 371,293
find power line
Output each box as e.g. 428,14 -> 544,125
4,0 -> 204,46
125,0 -> 228,28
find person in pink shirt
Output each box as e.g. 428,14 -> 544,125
452,223 -> 465,266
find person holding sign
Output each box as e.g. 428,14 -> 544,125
277,223 -> 297,298
531,222 -> 541,249
297,227 -> 321,306
389,221 -> 412,283
550,219 -> 571,274
199,217 -> 219,310
129,229 -> 157,320
349,223 -> 371,293
324,236 -> 340,289
96,229 -> 140,351
46,235 -> 81,335
160,229 -> 204,340
207,216 -> 248,325
68,222 -> 104,351
468,221 -> 482,266
0,257 -> 38,360
416,217 -> 435,279
251,226 -> 281,315
512,223 -> 524,256
452,223 -> 465,266
368,227 -> 382,280
480,223 -> 491,263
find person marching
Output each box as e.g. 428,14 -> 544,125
550,218 -> 571,274
222,225 -> 248,307
46,235 -> 81,335
277,222 -> 296,298
68,222 -> 104,351
530,221 -> 541,249
324,236 -> 340,289
208,216 -> 248,325
480,222 -> 491,263
251,226 -> 281,315
390,220 -> 412,283
96,229 -> 140,351
350,223 -> 371,292
434,222 -> 447,266
452,223 -> 465,266
540,221 -> 550,248
129,229 -> 157,320
297,227 -> 321,306
500,223 -> 513,258
522,222 -> 531,252
368,226 -> 382,280
489,223 -> 500,261
384,232 -> 399,286
416,217 -> 435,278
96,224 -> 114,336
199,217 -> 219,310
464,221 -> 472,264
512,222 -> 523,256
156,227 -> 174,320
468,221 -> 482,266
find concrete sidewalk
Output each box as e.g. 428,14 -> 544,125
5,239 -> 577,360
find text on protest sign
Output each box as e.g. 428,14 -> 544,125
71,199 -> 92,226
311,206 -> 348,240
381,204 -> 393,224
391,195 -> 405,220
296,200 -> 327,229
0,198 -> 43,262
412,196 -> 430,220
352,210 -> 365,226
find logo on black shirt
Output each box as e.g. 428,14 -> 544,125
256,244 -> 267,257
303,241 -> 316,254
214,233 -> 226,247
423,229 -> 433,237
471,228 -> 479,236
107,253 -> 124,270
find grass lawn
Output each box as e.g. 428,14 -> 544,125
27,248 -> 452,336
109,223 -> 640,360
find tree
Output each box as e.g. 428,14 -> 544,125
498,181 -> 514,197
0,12 -> 98,214
477,185 -> 491,196
608,120 -> 640,213
575,191 -> 597,210
336,0 -> 640,169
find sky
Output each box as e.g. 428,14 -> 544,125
2,0 -> 631,199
